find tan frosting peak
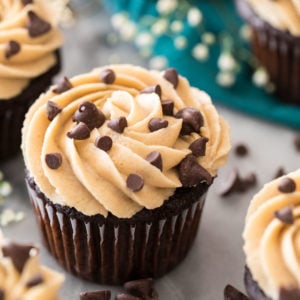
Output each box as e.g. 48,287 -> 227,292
247,0 -> 300,36
0,0 -> 66,99
244,169 -> 300,300
22,64 -> 230,218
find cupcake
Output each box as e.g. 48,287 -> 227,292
243,170 -> 300,299
0,0 -> 67,159
0,231 -> 64,299
235,0 -> 300,104
22,64 -> 230,284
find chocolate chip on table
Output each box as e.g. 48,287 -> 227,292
95,136 -> 113,152
273,167 -> 286,179
53,76 -> 73,94
26,274 -> 44,288
146,151 -> 163,171
100,69 -> 116,84
189,137 -> 209,157
274,206 -> 294,225
115,294 -> 141,300
278,177 -> 296,193
141,85 -> 162,98
80,290 -> 111,300
46,101 -> 62,121
175,107 -> 204,135
161,99 -> 174,116
21,0 -> 33,5
5,40 -> 20,59
124,278 -> 158,300
67,122 -> 91,140
26,11 -> 51,38
45,153 -> 62,169
0,289 -> 4,300
108,117 -> 128,133
294,134 -> 300,152
126,174 -> 144,192
234,143 -> 248,157
148,118 -> 168,132
279,286 -> 300,300
163,68 -> 179,88
224,284 -> 249,300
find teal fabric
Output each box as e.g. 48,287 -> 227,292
104,0 -> 300,129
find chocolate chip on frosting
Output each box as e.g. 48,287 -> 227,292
148,118 -> 168,132
0,289 -> 4,300
175,107 -> 204,135
26,274 -> 44,288
46,101 -> 62,121
163,68 -> 179,88
161,99 -> 174,116
224,284 -> 249,300
146,151 -> 163,171
274,206 -> 294,224
26,11 -> 51,38
189,137 -> 209,157
80,290 -> 111,300
126,174 -> 144,192
21,0 -> 33,4
278,177 -> 296,193
108,117 -> 127,133
45,153 -> 62,169
73,101 -> 105,130
279,286 -> 300,300
141,85 -> 162,99
53,76 -> 73,94
67,122 -> 91,140
5,40 -> 20,59
124,278 -> 158,300
100,69 -> 116,84
95,136 -> 113,152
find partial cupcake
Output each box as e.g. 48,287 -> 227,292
0,231 -> 64,299
235,0 -> 300,104
243,170 -> 300,299
0,0 -> 68,159
22,64 -> 230,284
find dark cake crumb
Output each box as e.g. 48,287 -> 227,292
80,290 -> 111,300
124,278 -> 158,300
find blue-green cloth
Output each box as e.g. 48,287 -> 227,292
104,0 -> 300,129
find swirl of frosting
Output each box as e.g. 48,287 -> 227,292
246,0 -> 300,36
22,64 -> 230,218
0,0 -> 66,99
244,170 -> 300,299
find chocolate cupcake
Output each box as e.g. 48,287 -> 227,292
22,64 -> 230,284
235,0 -> 300,104
0,0 -> 67,159
243,170 -> 300,299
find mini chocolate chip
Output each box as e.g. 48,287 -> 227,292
115,294 -> 141,300
189,137 -> 209,157
278,177 -> 296,193
126,174 -> 144,192
46,101 -> 62,121
124,278 -> 158,300
100,69 -> 116,84
148,118 -> 168,132
45,153 -> 62,169
95,136 -> 113,152
163,68 -> 179,88
274,206 -> 294,224
294,134 -> 300,152
80,290 -> 111,300
161,99 -> 174,116
279,286 -> 300,300
224,284 -> 249,300
53,76 -> 73,94
234,144 -> 248,157
141,85 -> 162,99
73,101 -> 105,130
274,167 -> 286,179
22,0 -> 33,4
175,107 -> 204,135
5,40 -> 21,59
178,155 -> 212,187
26,274 -> 44,288
107,117 -> 127,133
146,151 -> 162,171
67,122 -> 91,140
0,289 -> 4,300
26,11 -> 51,38
2,242 -> 35,273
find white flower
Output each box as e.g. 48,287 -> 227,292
149,56 -> 168,70
216,71 -> 236,87
218,53 -> 236,72
202,32 -> 216,45
156,0 -> 177,15
119,20 -> 136,41
174,36 -> 188,50
0,181 -> 12,197
151,19 -> 168,36
171,20 -> 184,33
187,7 -> 203,27
111,13 -> 128,31
252,68 -> 269,87
192,43 -> 209,61
135,32 -> 154,48
239,24 -> 252,41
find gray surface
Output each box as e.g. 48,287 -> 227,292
1,2 -> 300,299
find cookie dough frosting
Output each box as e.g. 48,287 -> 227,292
22,64 -> 230,218
244,170 -> 300,299
0,0 -> 66,99
246,0 -> 300,36
0,232 -> 64,300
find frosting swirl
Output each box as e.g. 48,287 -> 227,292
0,0 -> 65,99
22,64 -> 230,218
244,170 -> 300,300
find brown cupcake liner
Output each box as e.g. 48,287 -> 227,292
235,0 -> 300,104
26,176 -> 207,285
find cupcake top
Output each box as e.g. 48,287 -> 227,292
0,0 -> 67,100
22,64 -> 230,218
0,232 -> 64,300
244,170 -> 300,300
246,0 -> 300,36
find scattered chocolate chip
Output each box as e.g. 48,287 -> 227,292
73,101 -> 105,130
115,294 -> 141,300
273,167 -> 286,179
21,0 -> 33,4
178,154 -> 212,187
279,286 -> 300,300
107,117 -> 127,133
234,144 -> 248,157
26,11 -> 51,38
100,69 -> 116,84
0,289 -> 4,300
46,100 -> 62,121
2,242 -> 35,273
95,136 -> 113,152
278,177 -> 296,193
161,99 -> 174,116
141,85 -> 162,98
67,122 -> 91,140
189,137 -> 209,157
148,118 -> 168,132
163,68 -> 179,88
274,206 -> 294,224
80,290 -> 111,300
124,278 -> 158,300
224,284 -> 249,300
5,40 -> 21,59
146,151 -> 163,171
294,134 -> 300,152
45,153 -> 62,169
53,76 -> 73,94
26,274 -> 44,288
175,107 -> 204,135
126,174 -> 144,192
